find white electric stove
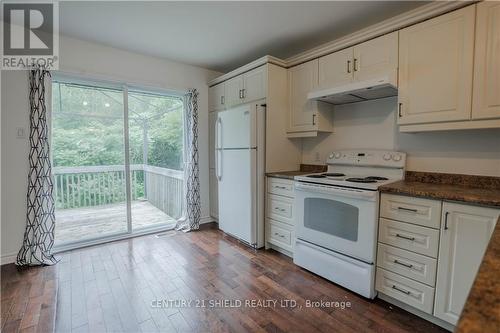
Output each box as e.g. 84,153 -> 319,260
293,150 -> 406,299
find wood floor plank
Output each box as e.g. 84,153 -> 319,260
1,224 -> 449,333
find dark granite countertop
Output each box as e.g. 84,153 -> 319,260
266,164 -> 327,180
379,181 -> 500,207
265,170 -> 310,180
379,171 -> 500,207
456,217 -> 500,333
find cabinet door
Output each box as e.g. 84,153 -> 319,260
209,168 -> 218,218
208,83 -> 225,112
472,1 -> 500,120
243,66 -> 267,103
434,202 -> 499,325
209,112 -> 217,169
398,6 -> 475,125
225,76 -> 244,108
287,59 -> 319,132
318,48 -> 353,88
353,31 -> 398,82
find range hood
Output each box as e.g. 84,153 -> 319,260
307,75 -> 398,105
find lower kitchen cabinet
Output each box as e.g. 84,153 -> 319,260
433,202 -> 499,325
377,194 -> 499,328
265,177 -> 295,256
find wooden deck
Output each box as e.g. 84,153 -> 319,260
55,200 -> 176,245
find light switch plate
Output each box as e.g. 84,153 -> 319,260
16,127 -> 26,139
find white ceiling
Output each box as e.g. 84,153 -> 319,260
60,1 -> 425,73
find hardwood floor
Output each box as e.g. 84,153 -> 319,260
1,223 -> 447,333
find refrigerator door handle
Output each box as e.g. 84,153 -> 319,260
216,117 -> 223,180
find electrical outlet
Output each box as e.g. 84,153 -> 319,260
16,127 -> 26,139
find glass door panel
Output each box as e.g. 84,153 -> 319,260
127,90 -> 184,231
52,81 -> 128,245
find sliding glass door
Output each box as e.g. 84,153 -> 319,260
127,90 -> 184,231
51,77 -> 184,248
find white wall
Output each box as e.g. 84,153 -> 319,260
302,97 -> 500,177
1,35 -> 221,264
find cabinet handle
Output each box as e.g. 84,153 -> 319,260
392,285 -> 411,295
444,212 -> 450,230
398,103 -> 403,117
274,185 -> 287,190
353,58 -> 358,72
238,89 -> 242,99
241,89 -> 245,99
395,233 -> 415,241
312,114 -> 316,126
347,60 -> 351,73
397,206 -> 418,213
221,96 -> 225,105
394,259 -> 413,269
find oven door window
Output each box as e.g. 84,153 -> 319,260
304,198 -> 359,242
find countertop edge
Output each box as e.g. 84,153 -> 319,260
455,217 -> 500,333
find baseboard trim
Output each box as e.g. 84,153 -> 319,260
201,216 -> 216,224
1,252 -> 17,266
378,293 -> 454,332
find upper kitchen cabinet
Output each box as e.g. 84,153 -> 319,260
353,32 -> 398,82
472,1 -> 500,120
318,32 -> 398,89
219,65 -> 268,108
318,48 -> 353,88
224,75 -> 244,108
242,65 -> 267,103
287,59 -> 334,137
208,82 -> 225,112
398,6 -> 475,126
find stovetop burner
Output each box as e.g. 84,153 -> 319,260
345,177 -> 378,183
307,174 -> 327,178
365,176 -> 389,181
322,173 -> 346,177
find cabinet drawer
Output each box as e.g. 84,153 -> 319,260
267,194 -> 294,225
380,194 -> 441,229
267,220 -> 293,252
377,243 -> 437,286
378,218 -> 439,258
268,177 -> 294,198
376,268 -> 435,314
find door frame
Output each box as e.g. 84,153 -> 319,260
50,71 -> 187,252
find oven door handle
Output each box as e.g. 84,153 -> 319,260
294,182 -> 377,201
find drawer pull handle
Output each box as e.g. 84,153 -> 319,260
397,207 -> 418,213
394,259 -> 413,269
274,185 -> 287,190
274,232 -> 286,239
392,285 -> 411,295
274,207 -> 286,212
395,233 -> 415,241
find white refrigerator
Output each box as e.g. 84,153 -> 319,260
216,103 -> 265,248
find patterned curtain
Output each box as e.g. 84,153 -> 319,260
176,89 -> 201,231
16,68 -> 58,266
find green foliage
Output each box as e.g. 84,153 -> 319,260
52,82 -> 183,209
52,82 -> 184,169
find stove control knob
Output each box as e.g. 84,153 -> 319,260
392,154 -> 402,162
334,152 -> 342,159
383,153 -> 392,161
329,153 -> 334,159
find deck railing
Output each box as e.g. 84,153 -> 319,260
53,164 -> 183,219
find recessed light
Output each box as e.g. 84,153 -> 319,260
104,103 -> 110,107
82,101 -> 88,106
